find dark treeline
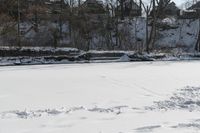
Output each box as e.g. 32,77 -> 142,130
0,0 -> 199,52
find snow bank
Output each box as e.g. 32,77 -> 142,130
1,51 -> 200,66
119,54 -> 131,62
0,46 -> 79,52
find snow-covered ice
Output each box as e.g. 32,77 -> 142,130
1,61 -> 200,133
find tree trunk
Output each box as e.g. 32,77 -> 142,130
195,19 -> 200,52
120,0 -> 124,20
148,0 -> 157,51
146,6 -> 149,53
59,0 -> 63,39
34,0 -> 39,32
17,0 -> 21,47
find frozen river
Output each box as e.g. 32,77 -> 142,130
1,61 -> 200,133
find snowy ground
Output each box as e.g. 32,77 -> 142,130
1,61 -> 200,133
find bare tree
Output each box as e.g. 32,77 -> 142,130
141,0 -> 152,53
141,0 -> 172,52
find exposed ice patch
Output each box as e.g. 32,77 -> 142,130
171,119 -> 200,130
171,123 -> 200,129
146,86 -> 200,111
0,106 -> 130,119
1,107 -> 84,119
134,125 -> 161,132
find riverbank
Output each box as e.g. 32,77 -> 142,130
0,47 -> 200,66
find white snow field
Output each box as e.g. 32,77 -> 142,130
1,61 -> 200,133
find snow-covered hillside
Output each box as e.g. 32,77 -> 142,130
83,17 -> 200,52
2,17 -> 199,52
1,62 -> 200,133
156,19 -> 199,50
118,18 -> 199,52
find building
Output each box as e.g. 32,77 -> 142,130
116,0 -> 142,18
163,2 -> 179,16
179,10 -> 198,19
124,0 -> 142,17
178,1 -> 200,19
81,0 -> 106,14
151,0 -> 179,18
188,1 -> 200,11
